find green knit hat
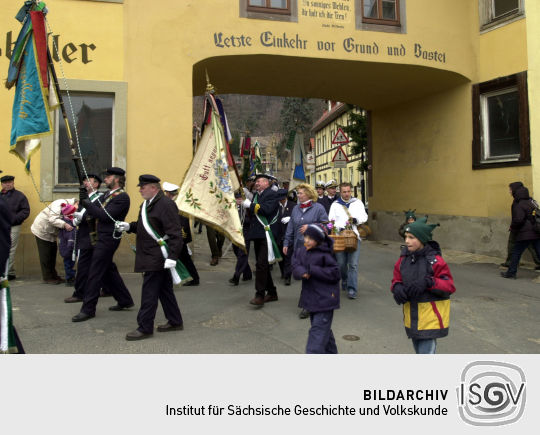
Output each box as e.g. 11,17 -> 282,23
404,209 -> 416,220
404,217 -> 439,244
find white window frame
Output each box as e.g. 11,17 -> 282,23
40,79 -> 127,199
479,0 -> 524,32
480,86 -> 520,163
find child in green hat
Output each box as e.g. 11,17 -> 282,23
398,209 -> 416,239
390,217 -> 456,354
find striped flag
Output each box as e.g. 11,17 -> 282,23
7,3 -> 59,171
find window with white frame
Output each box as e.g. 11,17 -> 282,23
479,0 -> 524,31
56,92 -> 114,185
472,72 -> 530,169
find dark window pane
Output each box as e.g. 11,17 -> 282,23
270,0 -> 287,8
382,0 -> 396,20
57,93 -> 113,184
493,0 -> 519,18
364,0 -> 378,18
249,0 -> 266,6
487,90 -> 520,157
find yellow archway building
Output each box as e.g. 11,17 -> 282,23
1,0 -> 537,274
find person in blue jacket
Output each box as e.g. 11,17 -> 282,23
292,224 -> 341,354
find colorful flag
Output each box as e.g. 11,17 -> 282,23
250,140 -> 263,177
177,94 -> 245,250
7,4 -> 58,172
290,132 -> 306,191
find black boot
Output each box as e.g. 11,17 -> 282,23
500,271 -> 516,279
229,275 -> 239,286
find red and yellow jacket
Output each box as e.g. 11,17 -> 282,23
391,241 -> 456,339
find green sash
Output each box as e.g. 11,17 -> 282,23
253,193 -> 282,264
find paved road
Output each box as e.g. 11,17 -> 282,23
8,234 -> 540,354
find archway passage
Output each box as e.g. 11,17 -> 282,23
193,55 -> 469,109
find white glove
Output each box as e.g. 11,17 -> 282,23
281,216 -> 291,224
73,211 -> 84,221
116,221 -> 130,232
164,258 -> 177,269
242,198 -> 252,208
73,217 -> 81,226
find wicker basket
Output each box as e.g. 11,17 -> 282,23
341,229 -> 358,252
329,234 -> 345,252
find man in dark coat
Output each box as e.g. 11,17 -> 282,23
72,167 -> 134,322
502,185 -> 540,278
501,181 -> 540,269
0,190 -> 13,277
0,175 -> 25,353
117,175 -> 184,340
276,190 -> 296,285
238,173 -> 281,306
1,175 -> 30,280
64,173 -> 113,303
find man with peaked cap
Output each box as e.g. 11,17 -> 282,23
315,180 -> 326,202
1,174 -> 30,280
115,175 -> 184,340
72,167 -> 134,322
162,181 -> 200,286
320,180 -> 339,214
0,170 -> 13,277
237,173 -> 281,306
64,173 -> 111,303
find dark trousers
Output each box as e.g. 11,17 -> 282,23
206,226 -> 224,258
508,238 -> 540,276
506,231 -> 540,265
137,270 -> 183,334
73,248 -> 92,299
63,256 -> 76,281
233,240 -> 252,279
179,245 -> 199,284
306,310 -> 337,354
80,241 -> 133,316
73,247 -> 113,299
253,238 -> 276,298
35,236 -> 59,281
277,243 -> 292,279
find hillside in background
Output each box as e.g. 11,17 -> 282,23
193,94 -> 326,155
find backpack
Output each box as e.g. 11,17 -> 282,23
530,199 -> 540,234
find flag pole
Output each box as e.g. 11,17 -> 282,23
46,46 -> 85,186
204,71 -> 244,193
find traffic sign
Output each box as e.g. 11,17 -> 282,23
331,127 -> 349,144
332,145 -> 349,163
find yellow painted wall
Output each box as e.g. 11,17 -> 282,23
0,0 -> 124,232
370,83 -> 531,219
526,0 -> 540,199
477,19 -> 528,82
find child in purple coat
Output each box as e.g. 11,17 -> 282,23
292,224 -> 341,353
58,203 -> 77,286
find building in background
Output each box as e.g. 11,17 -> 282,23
1,0 -> 538,274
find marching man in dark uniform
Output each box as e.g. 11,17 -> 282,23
72,167 -> 134,322
116,175 -> 184,340
237,173 -> 281,306
64,173 -> 109,303
277,189 -> 296,286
